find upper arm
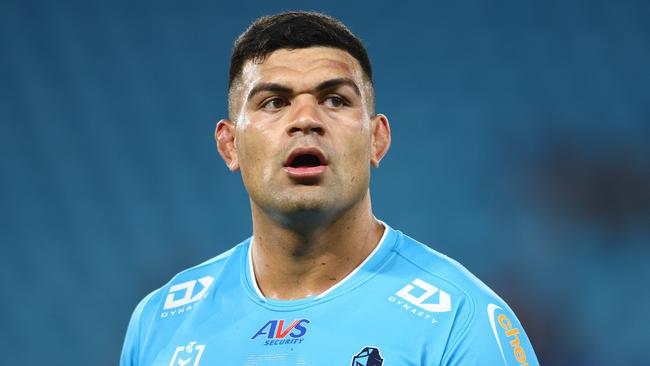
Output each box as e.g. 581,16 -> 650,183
442,301 -> 539,366
120,291 -> 157,366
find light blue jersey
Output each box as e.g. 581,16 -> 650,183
121,225 -> 539,365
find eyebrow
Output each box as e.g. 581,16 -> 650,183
246,78 -> 361,102
246,83 -> 292,102
315,78 -> 361,96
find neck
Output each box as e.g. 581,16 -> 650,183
249,192 -> 384,300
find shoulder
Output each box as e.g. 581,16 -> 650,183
391,230 -> 503,312
139,240 -> 247,315
387,229 -> 539,365
121,240 -> 248,357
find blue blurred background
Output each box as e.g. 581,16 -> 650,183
1,0 -> 649,364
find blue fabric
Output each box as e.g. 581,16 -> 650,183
121,225 -> 538,365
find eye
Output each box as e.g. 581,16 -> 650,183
323,95 -> 347,109
261,97 -> 288,111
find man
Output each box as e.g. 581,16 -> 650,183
121,11 -> 539,366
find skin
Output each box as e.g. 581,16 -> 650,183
215,47 -> 391,300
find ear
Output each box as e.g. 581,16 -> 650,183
215,119 -> 240,172
370,113 -> 391,167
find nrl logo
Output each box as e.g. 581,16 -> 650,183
169,341 -> 205,366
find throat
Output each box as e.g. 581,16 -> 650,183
249,243 -> 344,300
248,219 -> 386,301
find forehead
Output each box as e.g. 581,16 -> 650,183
240,47 -> 364,87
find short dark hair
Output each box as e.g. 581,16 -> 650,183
229,11 -> 373,90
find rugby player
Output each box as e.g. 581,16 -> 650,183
121,11 -> 539,365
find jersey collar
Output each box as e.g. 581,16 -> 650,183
240,220 -> 398,310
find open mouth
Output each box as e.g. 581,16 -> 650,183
284,147 -> 327,168
288,154 -> 324,168
283,148 -> 328,179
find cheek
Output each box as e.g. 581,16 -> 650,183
236,126 -> 281,179
335,124 -> 373,174
342,120 -> 373,154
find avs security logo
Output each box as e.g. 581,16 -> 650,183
351,346 -> 384,366
251,319 -> 310,346
169,341 -> 205,366
387,278 -> 451,325
160,276 -> 214,318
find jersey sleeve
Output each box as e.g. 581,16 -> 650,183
120,291 -> 157,366
441,299 -> 539,366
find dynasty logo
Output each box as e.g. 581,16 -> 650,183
387,278 -> 451,325
161,276 -> 214,318
251,319 -> 310,346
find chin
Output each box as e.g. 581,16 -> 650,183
252,183 -> 366,224
281,195 -> 329,213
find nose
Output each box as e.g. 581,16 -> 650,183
286,95 -> 325,136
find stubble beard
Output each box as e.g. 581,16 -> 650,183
251,176 -> 369,235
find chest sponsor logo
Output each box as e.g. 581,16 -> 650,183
387,278 -> 451,325
251,319 -> 310,346
169,341 -> 205,366
488,304 -> 531,366
351,346 -> 384,366
160,276 -> 214,318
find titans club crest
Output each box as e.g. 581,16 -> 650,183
351,346 -> 384,366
